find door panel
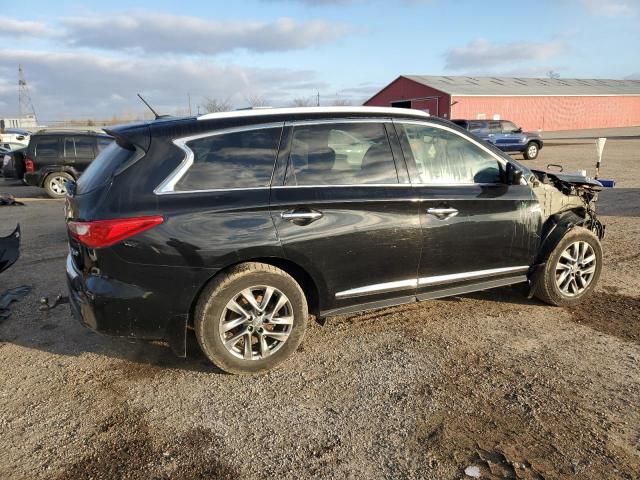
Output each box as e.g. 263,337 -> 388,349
394,120 -> 541,296
271,186 -> 422,312
271,120 -> 422,314
413,184 -> 540,295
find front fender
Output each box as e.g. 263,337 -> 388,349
526,210 -> 592,297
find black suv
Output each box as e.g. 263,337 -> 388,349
65,107 -> 604,374
23,130 -> 112,198
452,119 -> 543,160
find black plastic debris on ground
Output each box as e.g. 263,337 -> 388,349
0,195 -> 25,206
0,224 -> 20,273
0,285 -> 31,319
39,294 -> 70,312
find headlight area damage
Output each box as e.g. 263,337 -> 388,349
0,225 -> 21,274
527,169 -> 605,298
531,169 -> 605,239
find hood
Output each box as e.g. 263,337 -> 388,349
532,169 -> 602,191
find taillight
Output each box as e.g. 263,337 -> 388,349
67,216 -> 163,249
25,158 -> 34,172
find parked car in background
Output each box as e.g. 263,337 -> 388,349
1,145 -> 28,180
22,130 -> 113,197
452,119 -> 543,159
65,107 -> 604,374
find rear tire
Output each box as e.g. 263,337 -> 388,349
44,171 -> 74,198
523,142 -> 539,160
532,227 -> 602,306
195,262 -> 308,374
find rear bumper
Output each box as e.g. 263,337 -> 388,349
66,253 -> 192,356
24,172 -> 41,187
67,253 -> 129,335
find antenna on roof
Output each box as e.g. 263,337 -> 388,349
137,93 -> 169,119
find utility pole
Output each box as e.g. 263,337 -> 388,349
18,65 -> 38,126
188,93 -> 192,116
316,91 -> 320,107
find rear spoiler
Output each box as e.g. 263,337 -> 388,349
103,123 -> 151,152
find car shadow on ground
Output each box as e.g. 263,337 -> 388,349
0,293 -> 226,376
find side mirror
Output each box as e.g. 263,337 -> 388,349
505,162 -> 523,185
514,127 -> 522,133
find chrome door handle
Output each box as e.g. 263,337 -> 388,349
427,207 -> 459,220
281,210 -> 323,222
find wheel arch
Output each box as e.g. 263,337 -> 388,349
187,256 -> 323,329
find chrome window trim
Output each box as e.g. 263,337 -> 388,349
335,265 -> 529,299
154,122 -> 284,195
272,182 -> 508,189
393,119 -> 529,186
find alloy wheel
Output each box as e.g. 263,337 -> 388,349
555,241 -> 597,297
527,144 -> 538,158
219,286 -> 294,360
49,176 -> 68,195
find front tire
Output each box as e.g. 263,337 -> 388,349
523,142 -> 539,160
532,227 -> 602,306
195,262 -> 308,374
44,171 -> 74,198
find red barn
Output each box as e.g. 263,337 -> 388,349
364,75 -> 640,131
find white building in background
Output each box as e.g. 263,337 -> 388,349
0,115 -> 38,129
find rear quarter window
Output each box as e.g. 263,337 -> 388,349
175,127 -> 282,191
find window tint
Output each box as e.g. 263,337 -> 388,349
399,124 -> 501,184
488,121 -> 502,133
64,138 -> 76,158
34,137 -> 58,157
176,127 -> 281,191
501,121 -> 519,132
75,137 -> 95,157
286,122 -> 397,186
468,121 -> 485,132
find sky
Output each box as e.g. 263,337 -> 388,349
0,0 -> 638,121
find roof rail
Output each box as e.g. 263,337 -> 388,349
197,106 -> 430,121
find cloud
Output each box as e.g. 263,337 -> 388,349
444,38 -> 566,70
61,12 -> 349,54
0,50 -> 324,120
0,18 -> 55,38
625,72 -> 640,79
577,0 -> 636,17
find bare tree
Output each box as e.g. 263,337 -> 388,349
330,98 -> 352,106
547,70 -> 560,79
245,95 -> 270,107
290,96 -> 313,107
202,97 -> 233,113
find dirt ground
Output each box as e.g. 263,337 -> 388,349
0,128 -> 639,479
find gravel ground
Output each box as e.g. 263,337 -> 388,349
0,129 -> 639,479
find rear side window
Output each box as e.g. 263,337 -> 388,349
74,137 -> 96,157
34,137 -> 58,157
76,142 -> 135,195
285,122 -> 398,186
176,127 -> 282,191
64,138 -> 76,158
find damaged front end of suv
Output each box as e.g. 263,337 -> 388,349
527,168 -> 605,303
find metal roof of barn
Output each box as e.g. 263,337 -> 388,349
402,75 -> 640,96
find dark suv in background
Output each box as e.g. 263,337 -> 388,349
23,130 -> 112,198
65,107 -> 603,374
452,119 -> 543,159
